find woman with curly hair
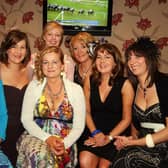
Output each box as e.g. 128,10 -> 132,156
31,21 -> 75,81
16,46 -> 85,168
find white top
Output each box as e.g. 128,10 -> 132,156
21,76 -> 86,149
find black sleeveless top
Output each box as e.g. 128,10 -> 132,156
90,76 -> 126,134
74,65 -> 83,87
2,85 -> 27,166
79,76 -> 128,161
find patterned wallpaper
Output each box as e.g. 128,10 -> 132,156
0,0 -> 43,52
0,0 -> 168,72
110,0 -> 168,73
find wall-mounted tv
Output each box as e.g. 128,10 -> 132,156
43,0 -> 113,36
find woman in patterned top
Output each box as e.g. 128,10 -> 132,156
16,46 -> 86,168
111,36 -> 168,168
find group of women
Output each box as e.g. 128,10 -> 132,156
0,20 -> 168,168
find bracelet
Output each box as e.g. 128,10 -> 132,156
145,134 -> 155,148
91,129 -> 101,137
108,135 -> 113,141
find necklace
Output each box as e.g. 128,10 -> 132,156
47,81 -> 63,99
46,81 -> 63,111
80,63 -> 92,80
138,84 -> 147,98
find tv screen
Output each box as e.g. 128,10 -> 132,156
43,0 -> 113,36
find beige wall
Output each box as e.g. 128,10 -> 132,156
0,0 -> 168,72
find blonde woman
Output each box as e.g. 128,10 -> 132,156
31,21 -> 75,80
17,46 -> 85,168
70,32 -> 96,86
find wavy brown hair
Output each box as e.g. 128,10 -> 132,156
35,46 -> 64,82
92,43 -> 124,86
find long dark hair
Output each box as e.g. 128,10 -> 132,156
125,36 -> 160,88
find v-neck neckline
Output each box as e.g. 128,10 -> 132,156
98,86 -> 113,104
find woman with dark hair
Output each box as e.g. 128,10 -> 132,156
0,29 -> 32,166
111,36 -> 168,168
79,43 -> 134,168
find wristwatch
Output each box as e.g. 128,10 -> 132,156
108,135 -> 113,141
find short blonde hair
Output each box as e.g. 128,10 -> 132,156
43,21 -> 64,37
69,32 -> 95,60
70,32 -> 95,48
38,21 -> 64,50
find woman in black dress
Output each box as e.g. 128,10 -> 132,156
69,32 -> 95,86
111,36 -> 168,168
0,29 -> 32,166
79,43 -> 134,168
69,32 -> 96,168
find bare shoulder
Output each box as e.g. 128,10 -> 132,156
121,79 -> 134,94
26,65 -> 34,81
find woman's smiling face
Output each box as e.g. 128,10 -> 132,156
7,40 -> 26,64
42,52 -> 64,79
127,51 -> 148,77
95,49 -> 116,75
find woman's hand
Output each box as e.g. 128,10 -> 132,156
114,136 -> 133,150
45,135 -> 65,156
93,132 -> 107,147
84,132 -> 108,147
84,137 -> 96,146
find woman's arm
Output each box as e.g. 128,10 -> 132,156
115,76 -> 168,149
83,76 -> 106,146
0,80 -> 8,142
131,123 -> 139,139
109,79 -> 134,137
123,117 -> 168,147
84,76 -> 96,133
21,80 -> 51,141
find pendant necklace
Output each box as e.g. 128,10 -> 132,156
80,63 -> 92,80
138,84 -> 147,98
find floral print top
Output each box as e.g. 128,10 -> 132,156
33,91 -> 74,138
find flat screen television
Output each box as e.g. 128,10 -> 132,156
43,0 -> 113,36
